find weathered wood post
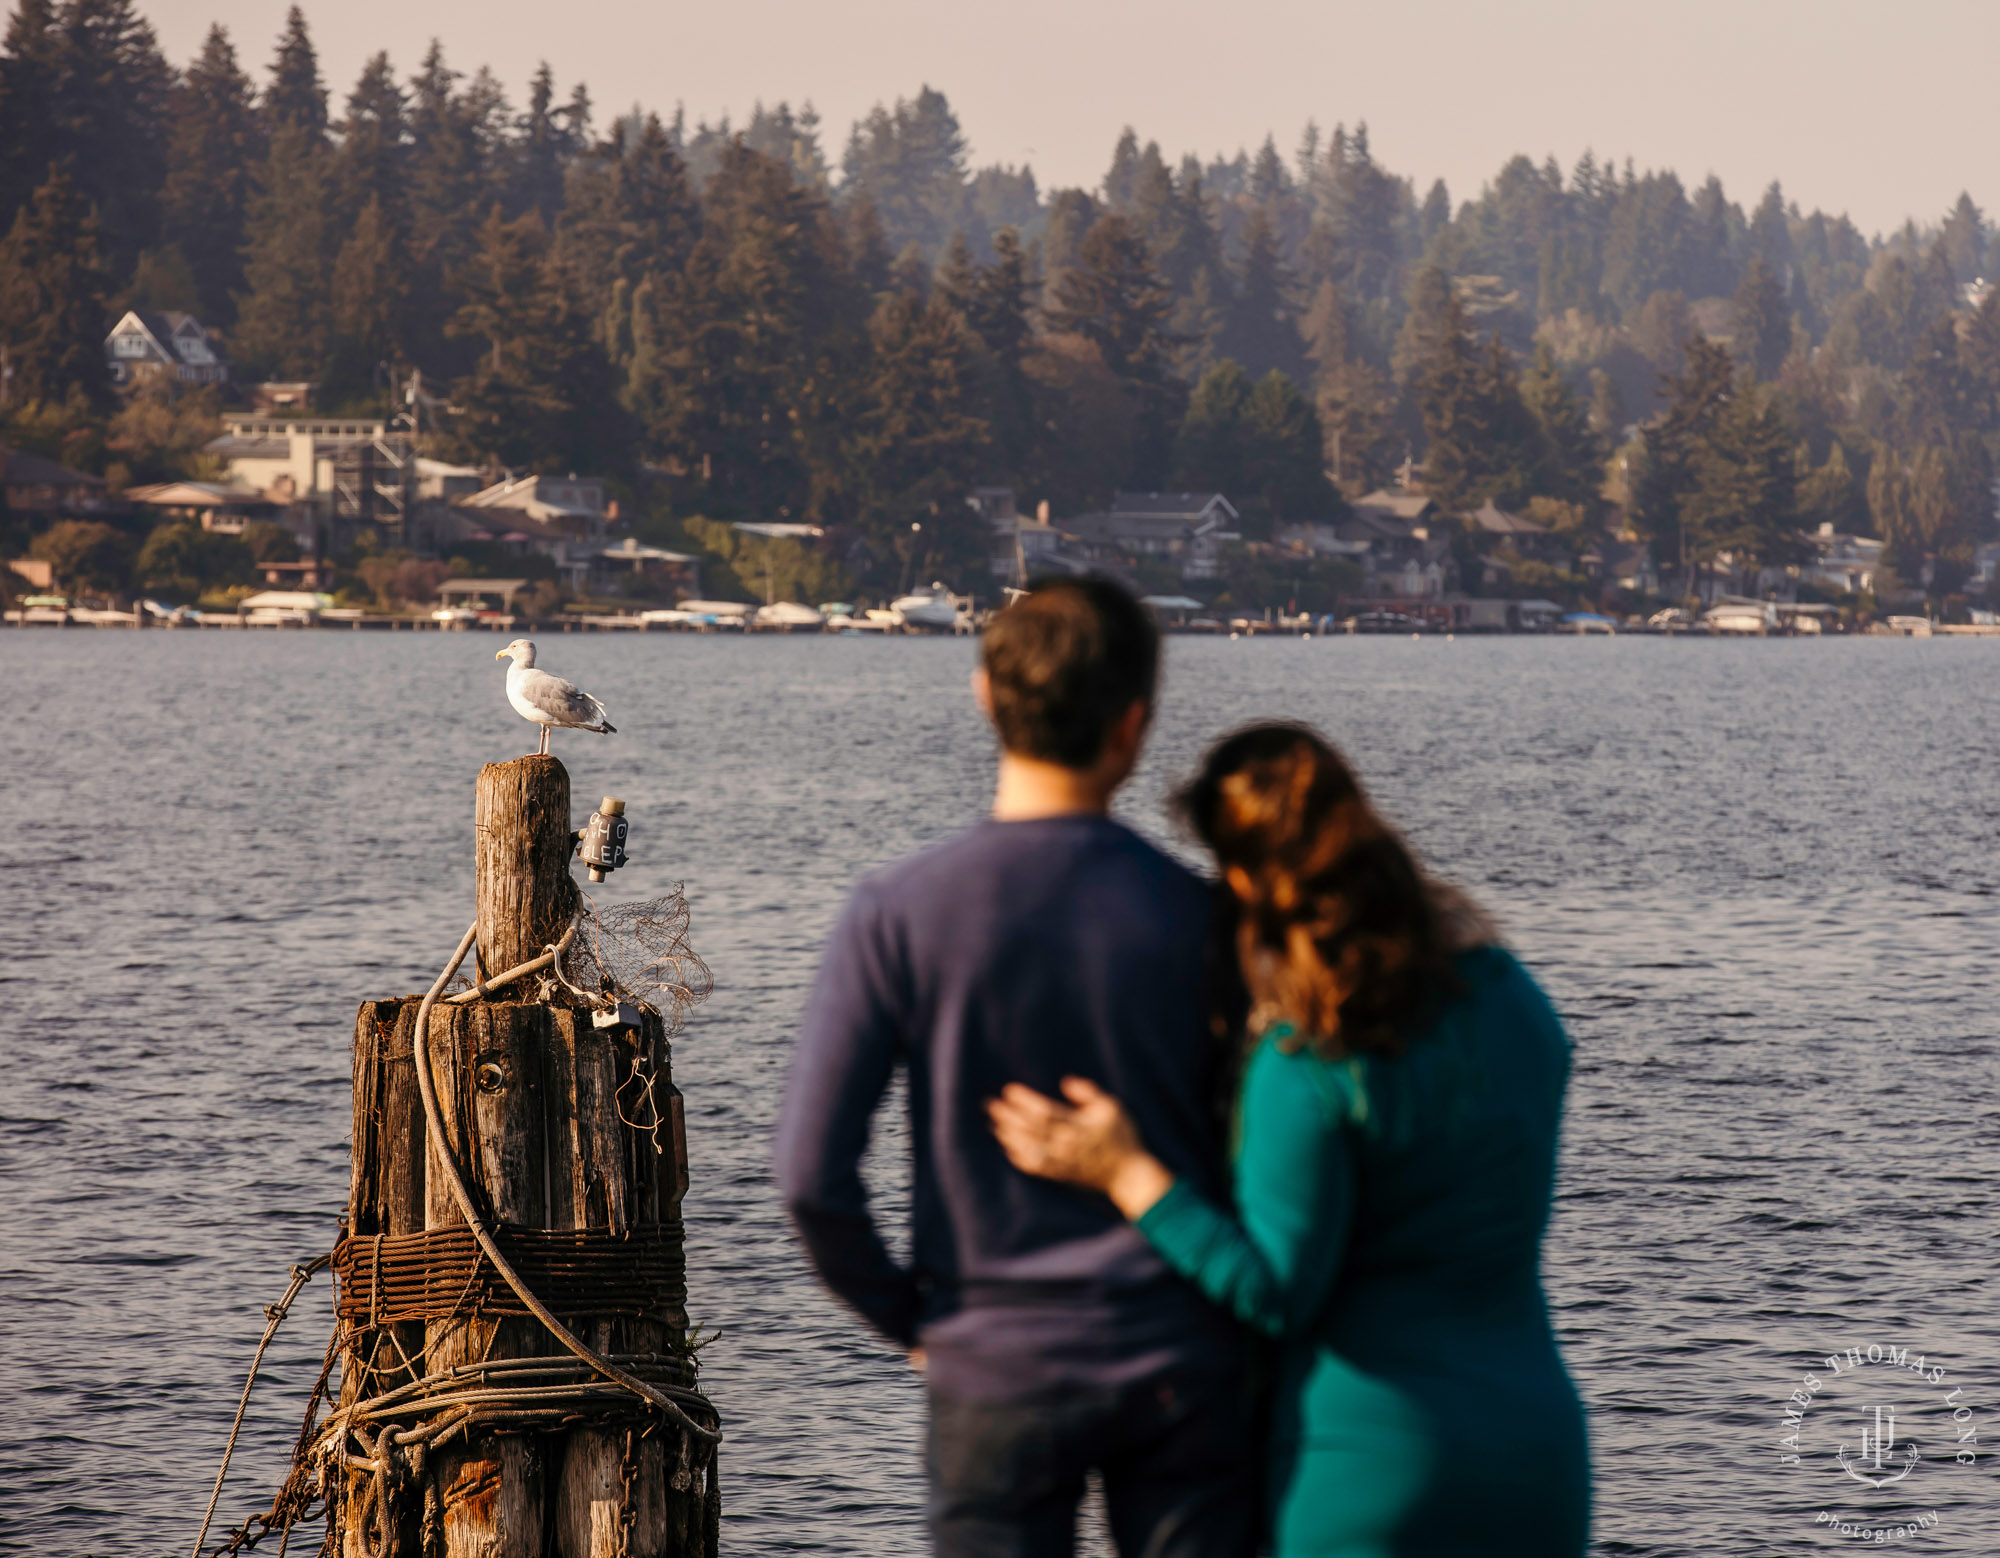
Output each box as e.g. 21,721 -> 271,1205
340,755 -> 711,1558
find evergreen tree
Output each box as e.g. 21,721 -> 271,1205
845,192 -> 893,295
1632,335 -> 1736,572
162,24 -> 260,324
264,4 -> 326,137
1038,188 -> 1098,307
1101,127 -> 1141,210
1682,380 -> 1797,573
1221,206 -> 1303,380
559,112 -> 699,345
231,123 -> 335,377
1391,264 -> 1454,386
1747,181 -> 1792,275
634,143 -> 864,519
1244,369 -> 1331,520
0,0 -> 172,274
1899,314 -> 1981,444
334,52 -> 409,224
1046,213 -> 1181,482
1302,276 -> 1393,488
936,226 -> 1035,477
1248,134 -> 1290,207
447,205 -> 632,474
852,290 -> 990,576
0,0 -> 64,233
1733,256 -> 1791,381
840,86 -> 969,261
512,62 -> 584,220
1958,285 -> 2000,426
1418,305 -> 1540,511
1518,343 -> 1602,505
0,163 -> 110,404
328,194 -> 410,396
1174,359 -> 1253,496
1796,441 -> 1868,536
1939,193 -> 1985,285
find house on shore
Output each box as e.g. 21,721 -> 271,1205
595,537 -> 700,599
0,446 -> 106,515
446,474 -> 613,591
124,479 -> 284,534
1334,489 -> 1453,598
105,310 -> 228,390
1065,491 -> 1241,580
973,489 -> 1081,584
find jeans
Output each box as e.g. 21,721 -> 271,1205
926,1369 -> 1259,1558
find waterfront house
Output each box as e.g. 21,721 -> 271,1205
125,479 -> 282,534
1330,492 -> 1455,598
207,415 -> 391,503
1348,489 -> 1435,530
1585,537 -> 1659,597
452,475 -> 613,590
1971,540 -> 2000,594
1800,525 -> 1883,595
104,310 -> 227,389
0,446 -> 106,514
974,491 -> 1073,583
594,537 -> 700,598
1064,491 -> 1241,580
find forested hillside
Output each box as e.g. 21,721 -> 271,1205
5,0 -> 1999,598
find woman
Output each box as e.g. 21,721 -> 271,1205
988,723 -> 1589,1557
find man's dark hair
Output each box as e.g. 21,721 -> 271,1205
981,577 -> 1160,768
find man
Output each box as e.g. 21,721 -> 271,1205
775,578 -> 1255,1557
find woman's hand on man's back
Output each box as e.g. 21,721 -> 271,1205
986,1077 -> 1176,1221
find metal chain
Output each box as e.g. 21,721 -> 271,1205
614,1427 -> 639,1558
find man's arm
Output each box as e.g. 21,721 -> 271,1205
773,883 -> 922,1346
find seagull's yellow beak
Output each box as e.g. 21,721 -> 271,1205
496,649 -> 507,660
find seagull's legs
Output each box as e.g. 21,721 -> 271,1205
538,725 -> 551,756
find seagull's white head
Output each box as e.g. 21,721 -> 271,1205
496,638 -> 537,668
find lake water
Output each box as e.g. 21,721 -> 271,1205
4,629 -> 1999,1557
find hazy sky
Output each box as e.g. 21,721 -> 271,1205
155,0 -> 1994,238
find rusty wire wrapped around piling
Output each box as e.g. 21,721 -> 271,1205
333,1223 -> 691,1329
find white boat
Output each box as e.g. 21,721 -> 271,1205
890,585 -> 969,633
70,606 -> 137,626
433,606 -> 477,626
752,601 -> 824,632
1880,615 -> 1934,637
1703,600 -> 1778,636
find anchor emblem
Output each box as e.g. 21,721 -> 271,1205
1837,1405 -> 1921,1487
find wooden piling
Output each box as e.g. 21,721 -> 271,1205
342,755 -> 706,1558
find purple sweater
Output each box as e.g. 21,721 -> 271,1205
774,814 -> 1245,1399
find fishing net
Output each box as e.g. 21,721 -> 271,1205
557,887 -> 714,1036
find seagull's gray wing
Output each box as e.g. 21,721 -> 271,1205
519,668 -> 610,729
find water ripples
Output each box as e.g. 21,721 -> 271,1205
4,631 -> 1998,1554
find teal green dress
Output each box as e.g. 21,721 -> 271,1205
1135,946 -> 1590,1557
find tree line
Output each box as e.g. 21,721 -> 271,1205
4,0 -> 1999,601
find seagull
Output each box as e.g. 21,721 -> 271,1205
496,638 -> 616,754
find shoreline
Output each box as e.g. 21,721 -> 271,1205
7,610 -> 1995,638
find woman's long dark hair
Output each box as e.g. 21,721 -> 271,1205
1174,722 -> 1491,1058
